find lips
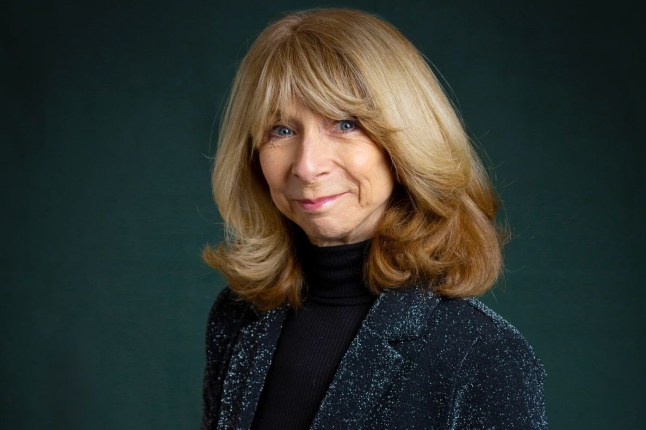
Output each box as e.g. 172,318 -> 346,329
296,193 -> 346,211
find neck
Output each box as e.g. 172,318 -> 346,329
297,236 -> 374,305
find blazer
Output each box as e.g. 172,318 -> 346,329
201,287 -> 547,429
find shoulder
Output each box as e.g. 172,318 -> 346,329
369,289 -> 547,427
390,288 -> 540,358
431,296 -> 546,390
463,298 -> 541,361
429,295 -> 542,364
201,287 -> 257,429
431,296 -> 547,428
207,287 -> 255,327
376,288 -> 540,356
204,287 -> 257,364
377,288 -> 544,375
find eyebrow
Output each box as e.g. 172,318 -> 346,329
273,106 -> 301,122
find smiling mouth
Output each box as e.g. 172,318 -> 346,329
296,193 -> 345,211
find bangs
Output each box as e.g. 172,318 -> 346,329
248,31 -> 379,148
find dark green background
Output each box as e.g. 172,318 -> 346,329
3,0 -> 643,428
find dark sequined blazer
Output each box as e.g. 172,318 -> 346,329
201,287 -> 547,429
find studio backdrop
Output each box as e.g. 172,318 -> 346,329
2,0 -> 643,428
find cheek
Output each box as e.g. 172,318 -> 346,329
354,152 -> 395,200
258,150 -> 292,214
372,168 -> 395,203
369,153 -> 394,185
258,150 -> 284,191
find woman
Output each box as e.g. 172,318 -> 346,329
202,8 -> 546,430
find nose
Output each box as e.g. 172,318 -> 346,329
291,131 -> 331,183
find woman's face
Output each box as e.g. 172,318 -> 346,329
258,103 -> 395,247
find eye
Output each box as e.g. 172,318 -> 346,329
269,125 -> 294,138
336,119 -> 357,132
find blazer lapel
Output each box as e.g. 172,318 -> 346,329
310,288 -> 441,430
218,306 -> 286,430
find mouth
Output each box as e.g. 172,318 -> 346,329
296,193 -> 346,211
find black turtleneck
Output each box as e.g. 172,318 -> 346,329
250,239 -> 376,430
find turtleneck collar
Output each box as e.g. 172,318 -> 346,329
296,235 -> 375,306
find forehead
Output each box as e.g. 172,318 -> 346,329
261,92 -> 353,134
247,39 -> 380,146
273,99 -> 339,121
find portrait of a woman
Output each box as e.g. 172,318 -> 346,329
201,8 -> 547,429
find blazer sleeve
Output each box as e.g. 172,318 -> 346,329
200,287 -> 254,430
446,327 -> 548,429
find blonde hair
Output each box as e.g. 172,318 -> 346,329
203,8 -> 505,311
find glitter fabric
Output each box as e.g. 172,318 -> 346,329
201,287 -> 547,429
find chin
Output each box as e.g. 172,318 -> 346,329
301,226 -> 349,246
